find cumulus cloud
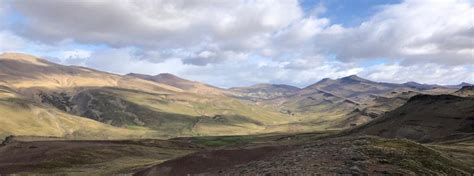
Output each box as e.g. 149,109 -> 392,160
0,0 -> 473,86
317,0 -> 474,65
9,0 -> 302,57
0,31 -> 27,51
361,64 -> 474,85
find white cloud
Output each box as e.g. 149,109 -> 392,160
361,63 -> 474,85
317,0 -> 474,65
64,47 -> 192,76
0,0 -> 473,87
58,49 -> 91,59
0,31 -> 27,51
10,0 -> 302,53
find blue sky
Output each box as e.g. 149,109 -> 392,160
300,0 -> 401,26
0,0 -> 473,88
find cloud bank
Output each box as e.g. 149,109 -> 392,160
0,0 -> 473,87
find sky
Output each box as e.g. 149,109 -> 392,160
0,0 -> 473,88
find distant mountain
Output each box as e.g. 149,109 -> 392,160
230,83 -> 301,100
260,75 -> 461,128
447,82 -> 474,89
127,73 -> 226,95
305,75 -> 406,98
353,93 -> 474,142
402,81 -> 438,90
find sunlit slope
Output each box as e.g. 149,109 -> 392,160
127,73 -> 228,95
0,53 -> 180,93
0,86 -> 152,139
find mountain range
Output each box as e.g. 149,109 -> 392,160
1,52 -> 473,175
0,52 -> 470,139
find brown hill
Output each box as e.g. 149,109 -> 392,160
127,73 -> 226,95
0,53 -> 180,93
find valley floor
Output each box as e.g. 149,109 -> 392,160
1,132 -> 473,175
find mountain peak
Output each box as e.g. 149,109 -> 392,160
318,78 -> 334,83
155,73 -> 192,83
0,52 -> 52,66
459,82 -> 473,87
402,81 -> 437,90
156,73 -> 177,77
340,75 -> 371,83
404,81 -> 418,84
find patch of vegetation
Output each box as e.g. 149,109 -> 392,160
190,135 -> 261,148
363,138 -> 473,174
39,92 -> 74,112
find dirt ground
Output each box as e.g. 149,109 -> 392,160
136,136 -> 473,175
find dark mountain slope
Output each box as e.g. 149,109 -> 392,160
453,86 -> 474,97
354,94 -> 474,142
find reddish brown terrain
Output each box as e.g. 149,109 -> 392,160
136,136 -> 473,175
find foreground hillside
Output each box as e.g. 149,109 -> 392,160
137,136 -> 473,175
2,134 -> 472,175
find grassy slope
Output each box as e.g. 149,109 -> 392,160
0,87 -> 153,139
77,87 -> 342,137
428,137 -> 474,170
